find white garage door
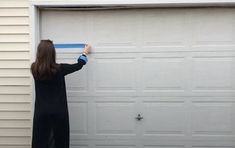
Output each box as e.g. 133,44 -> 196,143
40,8 -> 235,148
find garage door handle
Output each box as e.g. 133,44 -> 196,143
136,114 -> 143,121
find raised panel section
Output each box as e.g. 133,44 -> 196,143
191,9 -> 234,45
68,101 -> 88,136
192,56 -> 234,91
144,146 -> 184,148
142,55 -> 185,92
192,101 -> 234,135
142,9 -> 186,47
71,146 -> 88,148
143,101 -> 186,135
56,53 -> 88,92
41,11 -> 89,43
92,10 -> 138,47
96,145 -> 136,148
94,55 -> 137,92
192,146 -> 234,148
95,101 -> 136,135
65,69 -> 88,92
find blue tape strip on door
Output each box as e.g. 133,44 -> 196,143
54,44 -> 85,48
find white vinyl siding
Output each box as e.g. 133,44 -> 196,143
0,0 -> 31,148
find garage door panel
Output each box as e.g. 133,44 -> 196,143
191,9 -> 234,45
142,101 -> 186,136
91,10 -> 138,47
192,146 -> 234,148
71,145 -> 88,148
57,53 -> 85,58
96,145 -> 136,148
69,102 -> 88,138
92,46 -> 139,53
141,46 -> 187,53
93,140 -> 137,146
95,101 -> 136,137
191,140 -> 235,148
191,101 -> 234,136
143,145 -> 184,148
192,54 -> 235,92
57,54 -> 89,93
65,69 -> 88,92
41,11 -> 89,43
93,55 -> 137,92
191,46 -> 235,52
41,8 -> 235,147
142,9 -> 187,47
142,54 -> 186,93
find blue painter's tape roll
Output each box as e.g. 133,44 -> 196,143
54,43 -> 85,48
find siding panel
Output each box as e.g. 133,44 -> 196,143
0,128 -> 31,136
0,1 -> 29,8
0,120 -> 31,128
0,103 -> 31,111
0,52 -> 30,60
0,112 -> 31,119
0,77 -> 31,85
0,95 -> 31,103
0,86 -> 31,94
0,34 -> 29,42
0,43 -> 29,51
0,146 -> 30,148
0,8 -> 29,16
0,137 -> 30,145
0,17 -> 29,25
0,61 -> 30,68
0,26 -> 29,34
0,69 -> 30,77
0,1 -> 31,146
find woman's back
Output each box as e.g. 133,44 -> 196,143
31,40 -> 90,148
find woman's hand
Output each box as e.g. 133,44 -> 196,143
83,44 -> 91,55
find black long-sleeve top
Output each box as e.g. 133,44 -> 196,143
33,59 -> 86,116
32,55 -> 88,148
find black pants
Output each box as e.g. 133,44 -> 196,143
32,113 -> 70,148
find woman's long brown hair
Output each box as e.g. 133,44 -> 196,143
31,40 -> 60,80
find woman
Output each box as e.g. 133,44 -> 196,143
31,40 -> 91,148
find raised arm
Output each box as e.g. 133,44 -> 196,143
60,44 -> 91,76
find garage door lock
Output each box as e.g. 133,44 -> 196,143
136,114 -> 143,121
